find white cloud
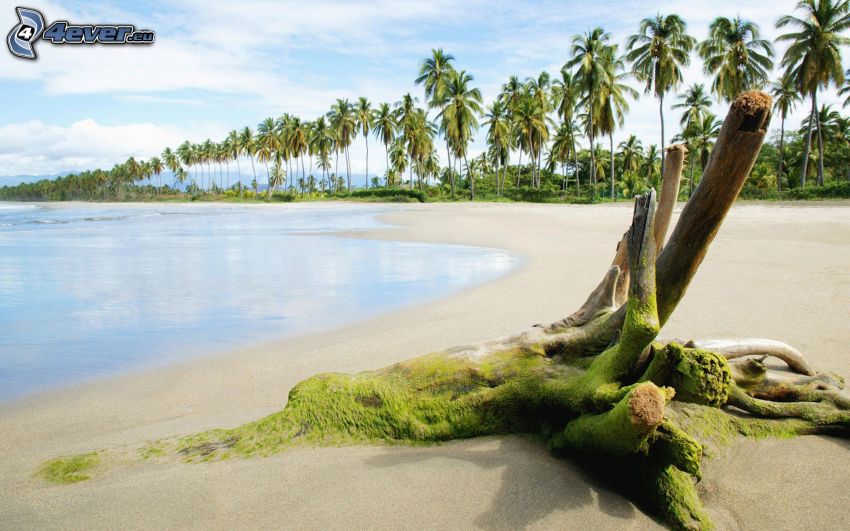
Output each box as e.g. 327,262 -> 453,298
0,119 -> 223,175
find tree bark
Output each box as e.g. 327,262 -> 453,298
777,113 -> 785,192
801,92 -> 816,188
609,132 -> 615,201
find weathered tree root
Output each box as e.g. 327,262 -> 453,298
37,92 -> 850,531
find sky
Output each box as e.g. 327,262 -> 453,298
1,0 -> 848,183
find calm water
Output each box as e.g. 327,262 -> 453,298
0,202 -> 517,401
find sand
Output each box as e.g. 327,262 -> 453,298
1,200 -> 849,529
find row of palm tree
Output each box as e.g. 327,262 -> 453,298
5,1 -> 848,203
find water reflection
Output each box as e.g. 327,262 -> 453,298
0,203 -> 517,401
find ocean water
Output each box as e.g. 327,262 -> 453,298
0,202 -> 518,401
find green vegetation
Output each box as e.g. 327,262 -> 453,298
4,1 -> 850,204
36,452 -> 100,484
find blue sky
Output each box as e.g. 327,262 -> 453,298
1,0 -> 846,182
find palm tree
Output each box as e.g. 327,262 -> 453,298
239,127 -> 258,195
201,139 -> 215,192
149,156 -> 164,195
394,93 -> 419,191
416,48 -> 456,104
626,14 -> 696,169
512,95 -> 548,189
257,117 -> 278,192
770,75 -> 802,190
310,116 -> 333,189
552,67 -> 582,190
699,17 -> 774,102
832,115 -> 850,180
678,113 -> 722,196
550,122 -> 577,191
389,137 -> 408,185
619,135 -> 644,175
176,141 -> 194,188
597,45 -> 637,200
227,130 -> 242,196
672,84 -> 712,128
439,70 -> 484,199
328,99 -> 356,190
483,98 -> 511,195
355,97 -> 373,187
269,160 -> 285,196
162,147 -> 180,190
641,144 -> 661,188
288,117 -> 309,192
416,49 -> 456,177
175,167 -> 187,190
372,102 -> 397,187
800,103 -> 841,141
524,72 -> 554,188
568,27 -> 611,197
778,0 -> 850,186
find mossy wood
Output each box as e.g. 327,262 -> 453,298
41,93 -> 850,531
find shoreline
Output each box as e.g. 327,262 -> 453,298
1,201 -> 849,528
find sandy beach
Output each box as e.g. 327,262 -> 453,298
1,201 -> 849,529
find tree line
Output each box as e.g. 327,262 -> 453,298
3,0 -> 850,203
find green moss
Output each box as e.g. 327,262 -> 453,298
667,346 -> 732,407
553,382 -> 668,455
138,441 -> 169,460
37,452 -> 100,484
649,464 -> 711,531
667,402 -> 807,454
176,347 -> 567,460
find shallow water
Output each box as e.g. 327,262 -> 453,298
0,202 -> 517,401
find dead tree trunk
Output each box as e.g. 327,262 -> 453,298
40,93 -> 850,531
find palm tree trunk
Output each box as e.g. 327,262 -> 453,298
609,132 -> 615,201
301,158 -> 307,196
777,114 -> 785,192
501,149 -> 509,195
659,94 -> 666,170
573,143 -> 580,193
446,141 -> 455,198
235,157 -> 242,197
265,161 -> 271,199
385,143 -> 391,187
250,157 -> 257,195
815,99 -> 825,187
689,148 -> 696,197
465,154 -> 474,200
801,92 -> 816,188
516,150 -> 523,187
562,162 -> 567,191
364,136 -> 369,189
346,146 -> 352,191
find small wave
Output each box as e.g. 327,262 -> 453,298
0,204 -> 38,211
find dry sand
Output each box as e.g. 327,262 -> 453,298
1,201 -> 849,529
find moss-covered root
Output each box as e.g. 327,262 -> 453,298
641,463 -> 711,531
640,343 -> 732,408
551,382 -> 672,455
